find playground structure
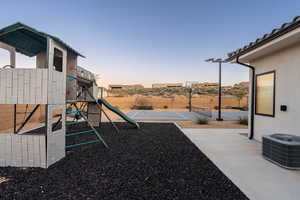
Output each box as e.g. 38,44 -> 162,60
0,23 -> 139,168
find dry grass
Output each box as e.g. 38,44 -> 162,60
0,104 -> 46,132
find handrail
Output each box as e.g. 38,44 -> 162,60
0,65 -> 14,71
2,65 -> 14,69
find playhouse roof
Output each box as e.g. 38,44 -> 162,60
0,22 -> 84,57
227,16 -> 300,61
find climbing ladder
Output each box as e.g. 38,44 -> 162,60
66,125 -> 103,149
65,105 -> 109,149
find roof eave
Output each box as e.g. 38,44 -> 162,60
0,22 -> 85,58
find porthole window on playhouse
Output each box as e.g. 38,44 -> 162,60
53,48 -> 63,72
255,71 -> 275,117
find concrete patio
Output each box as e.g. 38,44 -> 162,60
182,128 -> 300,200
127,110 -> 248,121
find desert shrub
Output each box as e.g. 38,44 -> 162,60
214,105 -> 219,110
132,96 -> 153,110
163,105 -> 168,109
135,96 -> 150,106
239,116 -> 248,125
196,117 -> 208,125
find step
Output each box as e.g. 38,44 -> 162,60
66,120 -> 86,125
66,129 -> 94,137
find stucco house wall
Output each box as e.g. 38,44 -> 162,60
249,43 -> 300,141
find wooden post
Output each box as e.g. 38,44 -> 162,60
13,104 -> 17,133
99,87 -> 103,125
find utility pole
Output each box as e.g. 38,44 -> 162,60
217,61 -> 223,121
189,87 -> 192,112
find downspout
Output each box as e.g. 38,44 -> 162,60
236,57 -> 255,140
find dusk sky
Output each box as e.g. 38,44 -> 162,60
0,0 -> 299,87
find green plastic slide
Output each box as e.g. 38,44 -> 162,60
97,98 -> 140,129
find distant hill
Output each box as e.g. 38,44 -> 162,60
107,82 -> 249,97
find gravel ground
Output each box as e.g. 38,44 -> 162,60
0,122 -> 248,200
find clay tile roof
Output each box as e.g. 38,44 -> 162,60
227,16 -> 300,61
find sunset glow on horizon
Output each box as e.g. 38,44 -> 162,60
0,0 -> 299,88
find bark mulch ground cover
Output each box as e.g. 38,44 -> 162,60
0,122 -> 249,200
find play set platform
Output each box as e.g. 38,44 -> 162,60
0,23 -> 138,168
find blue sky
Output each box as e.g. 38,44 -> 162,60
0,0 -> 299,87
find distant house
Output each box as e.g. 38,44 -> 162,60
192,82 -> 218,88
152,83 -> 183,88
227,16 -> 300,141
109,84 -> 144,90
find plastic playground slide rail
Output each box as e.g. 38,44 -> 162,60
97,98 -> 140,129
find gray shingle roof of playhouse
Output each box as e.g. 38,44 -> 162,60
227,16 -> 300,61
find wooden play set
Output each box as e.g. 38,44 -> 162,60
0,23 -> 139,168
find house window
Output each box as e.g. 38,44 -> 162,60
255,71 -> 275,117
53,48 -> 63,72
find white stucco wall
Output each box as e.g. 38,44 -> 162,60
250,43 -> 300,141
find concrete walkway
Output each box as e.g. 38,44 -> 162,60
182,128 -> 300,200
127,110 -> 248,121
